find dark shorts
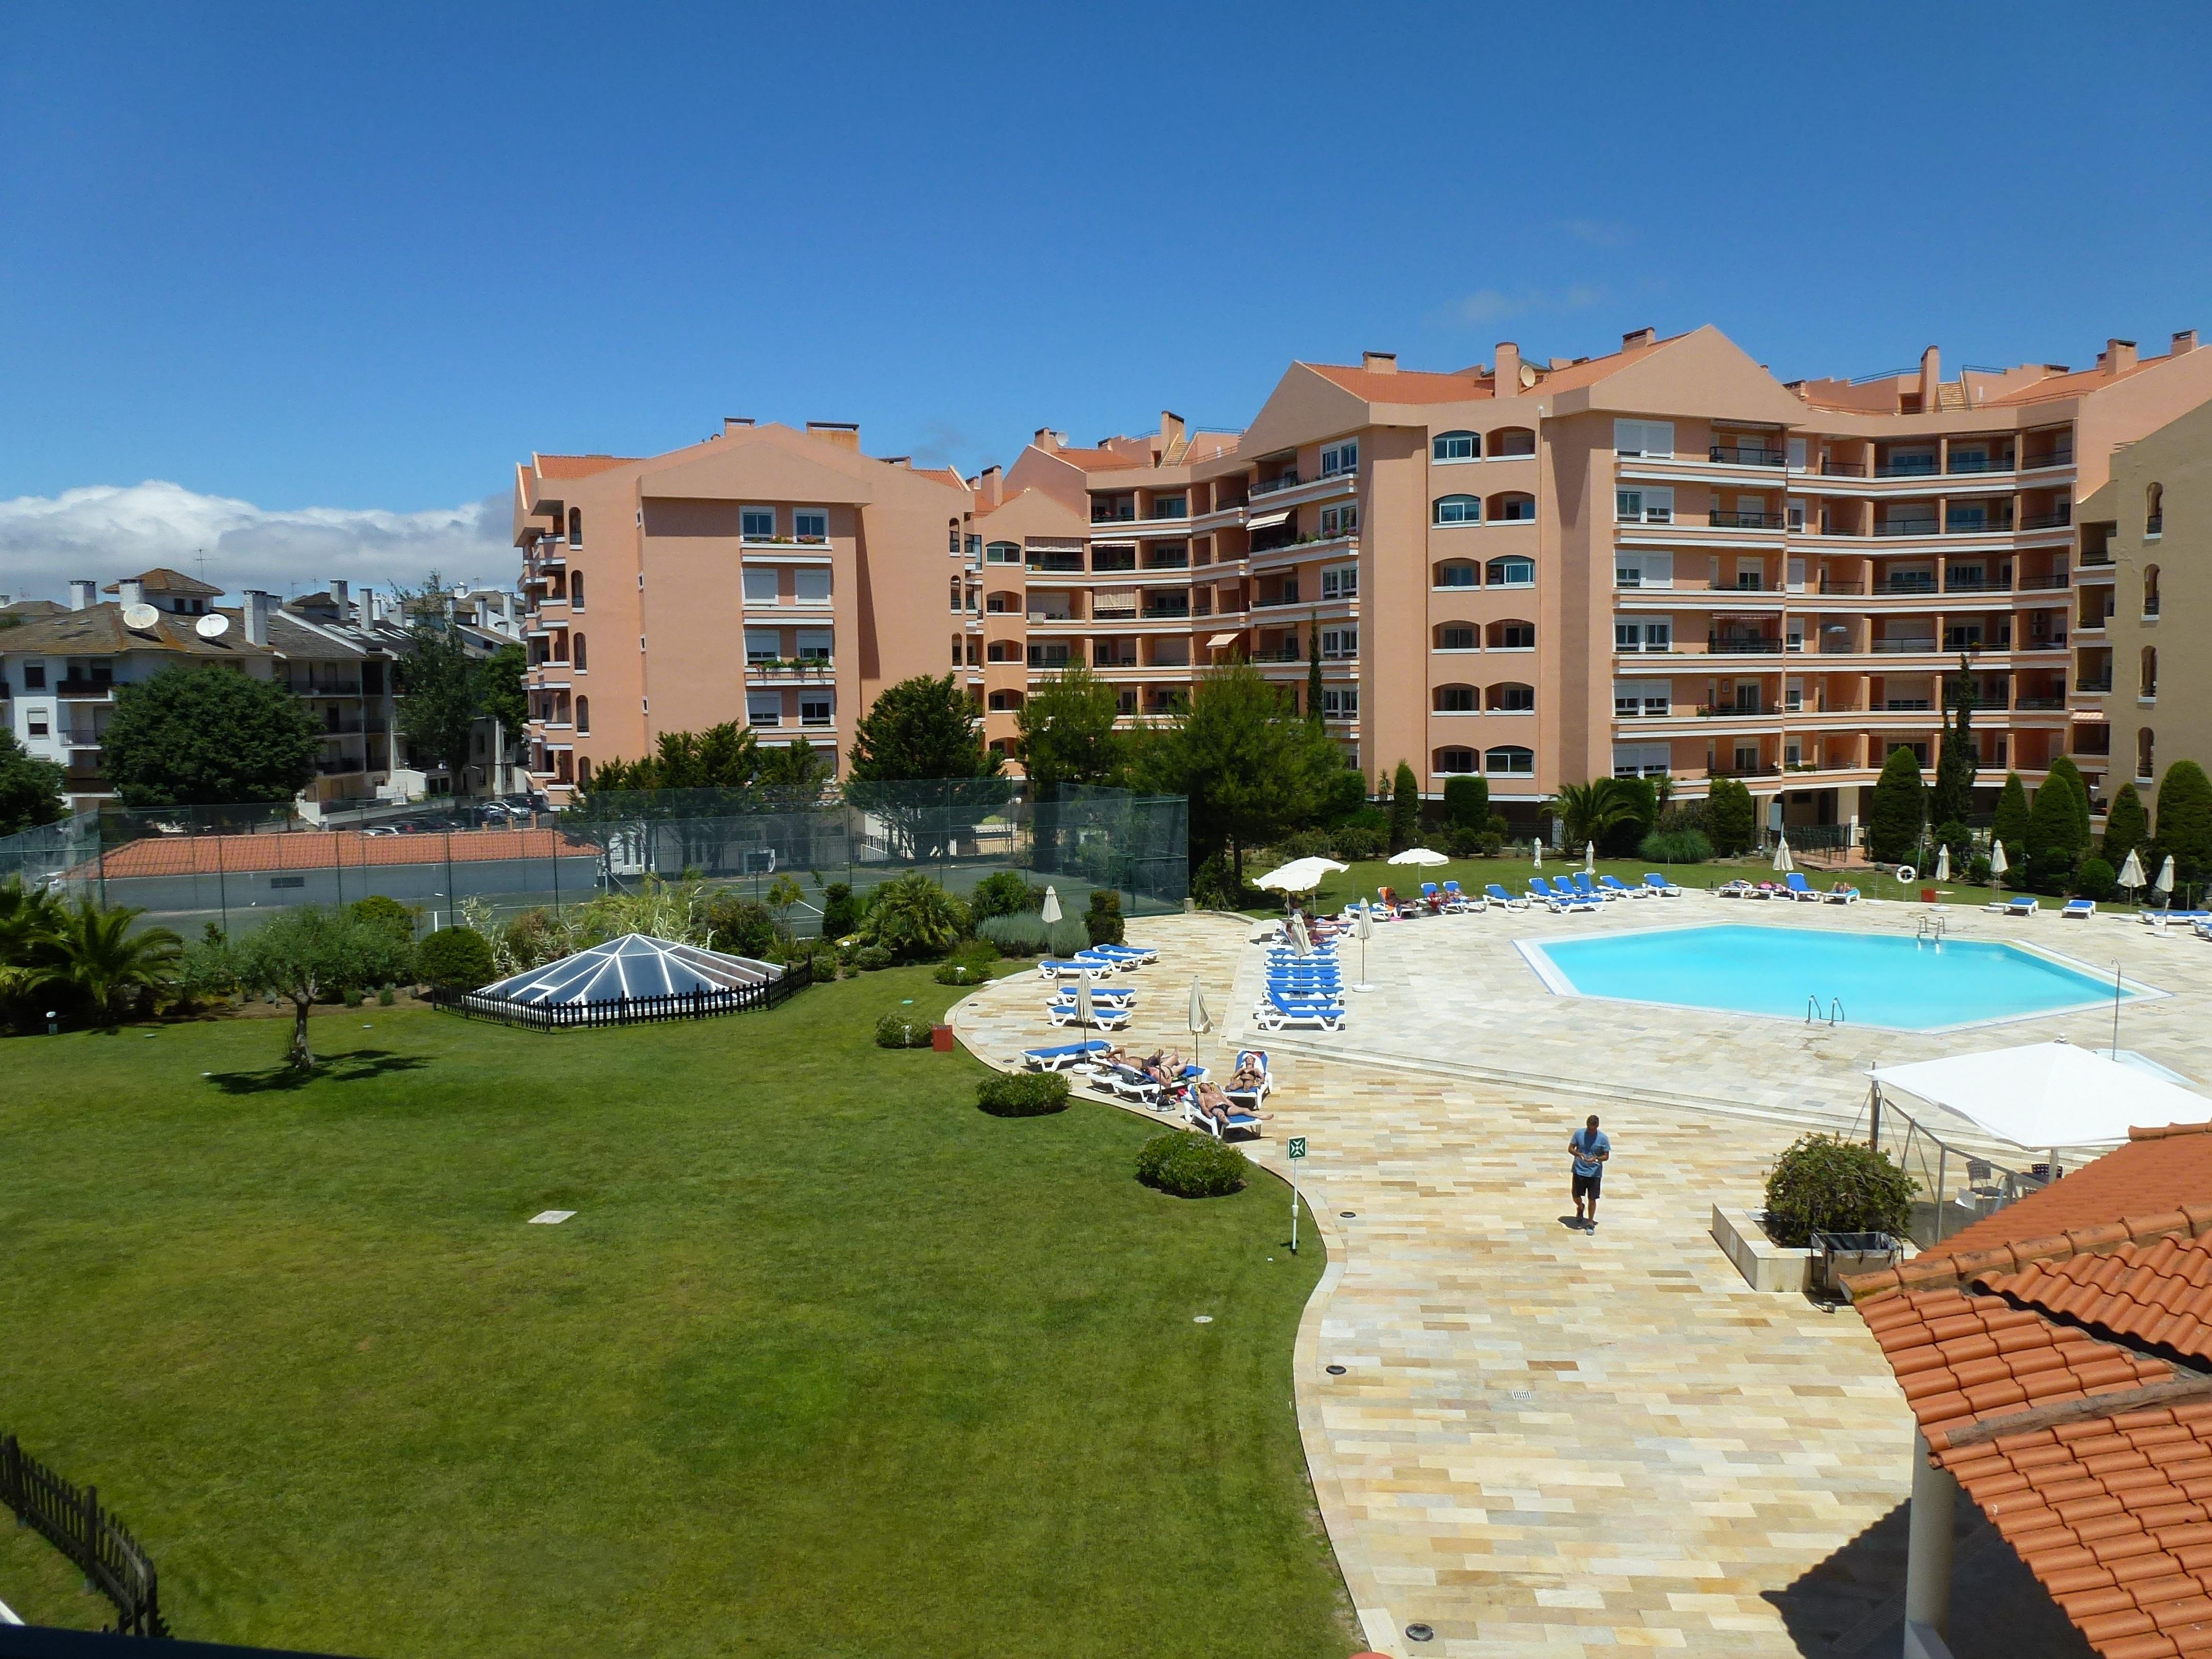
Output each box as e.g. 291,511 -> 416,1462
1572,1171 -> 1602,1201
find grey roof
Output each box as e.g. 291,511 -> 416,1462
473,933 -> 783,1007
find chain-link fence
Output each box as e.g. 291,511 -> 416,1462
0,782 -> 1188,937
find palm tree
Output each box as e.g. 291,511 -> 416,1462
33,900 -> 182,1024
1547,779 -> 1640,851
0,877 -> 66,996
862,873 -> 963,958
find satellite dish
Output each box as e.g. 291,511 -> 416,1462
196,612 -> 231,639
122,603 -> 160,631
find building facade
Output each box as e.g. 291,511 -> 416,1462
518,325 -> 2212,834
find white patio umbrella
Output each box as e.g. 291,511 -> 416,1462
2155,854 -> 2177,908
1073,977 -> 1094,1043
1254,856 -> 1347,894
1040,884 -> 1063,924
1387,847 -> 1449,867
1351,901 -> 1375,993
1584,841 -> 1597,875
1187,978 -> 1211,1066
1772,833 -> 1795,875
1934,844 -> 1951,883
2118,847 -> 2145,893
1990,839 -> 2010,879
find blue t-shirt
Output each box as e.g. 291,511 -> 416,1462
1570,1129 -> 1610,1178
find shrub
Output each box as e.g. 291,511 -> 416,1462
348,894 -> 418,945
862,873 -> 966,959
1762,1134 -> 1916,1248
1333,825 -> 1384,862
1271,829 -> 1339,863
377,986 -> 394,1006
2076,855 -> 2117,901
1084,888 -> 1125,946
976,1071 -> 1071,1117
1705,776 -> 1757,857
1866,749 -> 1925,864
1931,820 -> 1972,862
416,926 -> 495,992
933,960 -> 990,987
1965,854 -> 1991,886
701,894 -> 777,957
854,944 -> 893,971
977,912 -> 1087,956
969,870 -> 1038,921
1443,824 -> 1484,860
1388,761 -> 1420,853
1135,1131 -> 1249,1198
1442,774 -> 1490,830
1639,827 -> 1712,865
818,881 -> 860,940
874,1012 -> 933,1048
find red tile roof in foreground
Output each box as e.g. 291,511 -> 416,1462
1853,1124 -> 2212,1658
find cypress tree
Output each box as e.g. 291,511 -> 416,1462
2047,755 -> 2092,855
1389,761 -> 1420,853
1991,771 -> 2031,865
1306,615 -> 1324,725
2155,760 -> 2212,883
2101,781 -> 2148,867
1705,776 -> 1757,856
1928,659 -> 1977,830
1442,774 -> 1489,829
1867,747 -> 1926,863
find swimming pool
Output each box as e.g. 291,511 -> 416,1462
1518,923 -> 2155,1032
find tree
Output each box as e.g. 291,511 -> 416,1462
1016,665 -> 1122,790
1928,656 -> 1977,830
394,579 -> 484,781
1442,775 -> 1490,831
1130,659 -> 1341,889
2102,781 -> 2149,868
2025,760 -> 2089,891
764,874 -> 805,937
0,729 -> 66,834
1306,617 -> 1324,725
1991,771 -> 2031,868
31,900 -> 181,1024
861,873 -> 965,959
2048,755 -> 2093,855
479,642 -> 528,782
1705,776 -> 1758,857
848,674 -> 997,782
0,877 -> 66,997
1548,779 -> 1640,852
1388,762 -> 1420,852
1866,747 -> 1926,863
754,737 -> 831,792
230,906 -> 417,1068
2155,760 -> 2212,885
99,664 -> 322,809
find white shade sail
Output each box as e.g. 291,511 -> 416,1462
474,933 -> 781,1008
1869,1041 -> 2207,1148
1254,856 -> 1347,892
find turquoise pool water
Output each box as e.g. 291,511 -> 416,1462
1520,924 -> 2143,1031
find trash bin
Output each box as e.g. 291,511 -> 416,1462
1811,1230 -> 1901,1298
1921,887 -> 1937,903
930,1024 -> 955,1053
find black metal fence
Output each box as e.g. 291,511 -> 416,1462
429,958 -> 813,1030
0,1436 -> 166,1638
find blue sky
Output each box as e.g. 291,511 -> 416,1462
3,3 -> 2207,595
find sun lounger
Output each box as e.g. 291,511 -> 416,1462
1441,880 -> 1483,912
1072,949 -> 1141,974
1823,884 -> 1863,905
1569,873 -> 1612,902
1484,883 -> 1531,911
1183,1090 -> 1264,1141
1529,877 -> 1598,913
1049,984 -> 1135,1004
1599,875 -> 1643,899
1082,943 -> 1158,964
1223,1050 -> 1273,1108
1036,958 -> 1113,980
1642,873 -> 1683,897
1782,873 -> 1823,904
1715,879 -> 1754,899
1047,1002 -> 1130,1029
1254,988 -> 1348,1032
2060,898 -> 2097,919
2143,909 -> 2210,926
1022,1038 -> 1113,1071
1993,896 -> 2037,917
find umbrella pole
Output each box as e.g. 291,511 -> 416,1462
2113,961 -> 2123,1056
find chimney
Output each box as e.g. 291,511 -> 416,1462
1362,351 -> 1398,374
805,420 -> 860,451
474,598 -> 491,627
243,590 -> 271,646
1494,342 -> 1521,392
1160,409 -> 1186,445
117,578 -> 145,609
69,580 -> 97,610
2172,329 -> 2198,356
2107,338 -> 2139,376
977,465 -> 1004,509
722,416 -> 754,436
329,579 -> 349,623
1622,327 -> 1656,350
1033,428 -> 1064,452
1919,346 -> 1942,410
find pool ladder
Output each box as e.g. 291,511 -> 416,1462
1917,913 -> 1948,944
1806,995 -> 1845,1027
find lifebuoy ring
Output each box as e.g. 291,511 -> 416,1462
1896,864 -> 1918,884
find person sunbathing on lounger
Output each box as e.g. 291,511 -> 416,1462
1141,1049 -> 1187,1087
1190,1080 -> 1263,1130
1229,1057 -> 1268,1092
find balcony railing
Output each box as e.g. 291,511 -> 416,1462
1821,460 -> 1869,477
1142,603 -> 1192,619
1092,605 -> 1138,622
1697,702 -> 1780,717
2015,573 -> 2072,591
1876,457 -> 1941,478
1946,455 -> 2015,475
53,680 -> 116,699
2013,696 -> 2068,710
1872,576 -> 1937,595
1870,640 -> 1939,654
1089,509 -> 1136,524
1817,578 -> 1868,594
2019,507 -> 2073,530
1707,762 -> 1782,778
1251,592 -> 1304,608
1026,555 -> 1085,573
1880,699 -> 1934,712
1709,509 -> 1786,529
1875,520 -> 1940,537
1710,443 -> 1786,466
1143,554 -> 1190,570
2020,449 -> 2075,471
1943,576 -> 2011,593
1249,473 -> 1304,497
2080,549 -> 2113,566
1707,635 -> 1785,654
2077,676 -> 2114,693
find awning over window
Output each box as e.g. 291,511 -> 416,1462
1246,509 -> 1291,530
1207,633 -> 1240,649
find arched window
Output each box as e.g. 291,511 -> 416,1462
576,696 -> 590,735
1485,555 -> 1535,587
2145,564 -> 2162,617
1487,426 -> 1537,458
1435,747 -> 1478,775
1432,684 -> 1478,712
1432,430 -> 1479,463
1434,561 -> 1478,588
1434,622 -> 1478,650
573,633 -> 587,672
2147,483 -> 2164,537
985,589 -> 1020,613
987,689 -> 1025,712
567,507 -> 583,548
986,641 -> 1020,663
577,756 -> 592,784
1488,619 -> 1535,650
984,541 -> 1021,565
1484,745 -> 1536,776
1487,683 -> 1535,712
2142,646 -> 2159,698
2138,728 -> 2156,780
569,570 -> 584,610
1433,494 -> 1481,526
1486,492 -> 1536,523
949,518 -> 961,554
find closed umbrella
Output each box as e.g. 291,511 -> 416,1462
1584,841 -> 1597,875
1990,839 -> 2010,879
1532,839 -> 1543,870
1352,901 -> 1375,993
2156,855 -> 2177,909
1934,844 -> 1951,883
1040,885 -> 1062,924
1074,977 -> 1094,1043
2118,847 -> 2145,893
1772,833 -> 1794,875
1288,912 -> 1313,958
1187,978 -> 1211,1068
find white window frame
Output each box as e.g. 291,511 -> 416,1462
795,628 -> 834,662
1615,550 -> 1673,589
1322,686 -> 1357,720
794,567 -> 833,604
984,541 -> 1022,565
1320,562 -> 1358,600
1612,743 -> 1670,779
1613,679 -> 1670,718
1432,430 -> 1479,463
741,506 -> 776,541
1484,745 -> 1536,777
1614,615 -> 1672,654
745,629 -> 780,664
1485,555 -> 1535,588
1613,419 -> 1675,459
1433,494 -> 1482,526
1320,438 -> 1359,478
793,507 -> 830,543
1615,485 -> 1674,524
1320,625 -> 1358,661
746,691 -> 784,728
742,567 -> 780,604
799,690 -> 834,727
1320,503 -> 1359,539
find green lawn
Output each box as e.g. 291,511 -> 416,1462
0,971 -> 1349,1657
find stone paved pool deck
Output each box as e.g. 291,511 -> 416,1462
951,899 -> 2209,1657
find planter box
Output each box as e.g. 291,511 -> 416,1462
1811,1230 -> 1902,1297
1711,1206 -> 1811,1293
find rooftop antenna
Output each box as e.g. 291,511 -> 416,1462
193,547 -> 210,586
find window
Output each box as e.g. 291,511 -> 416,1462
1615,485 -> 1674,524
985,540 -> 1020,565
1488,426 -> 1536,457
2145,565 -> 2162,617
1320,439 -> 1358,478
2142,646 -> 2158,698
795,568 -> 832,603
575,696 -> 590,735
986,641 -> 1020,663
1435,560 -> 1478,588
966,534 -> 981,560
1487,683 -> 1534,712
569,571 -> 584,610
1435,747 -> 1477,775
742,507 -> 775,540
27,717 -> 49,737
1320,503 -> 1359,539
1435,623 -> 1477,651
573,633 -> 586,672
1613,679 -> 1670,717
797,629 -> 833,663
742,567 -> 779,604
1484,745 -> 1535,776
1320,563 -> 1358,600
1488,620 -> 1534,650
2147,482 -> 2164,537
746,691 -> 783,728
1433,684 -> 1478,712
746,630 -> 780,664
987,689 -> 1024,712
567,508 -> 583,547
1487,492 -> 1535,523
1321,625 -> 1358,660
800,691 -> 833,727
1485,556 -> 1535,587
1322,686 -> 1357,720
1786,498 -> 1806,532
1615,550 -> 1673,588
1614,616 -> 1672,653
1027,642 -> 1072,668
1432,430 -> 1479,463
794,509 -> 828,543
1150,494 -> 1187,519
577,757 -> 591,784
1613,743 -> 1670,779
949,519 -> 962,554
2139,728 -> 2156,779
1433,494 -> 1481,525
23,664 -> 45,689
1613,419 -> 1675,458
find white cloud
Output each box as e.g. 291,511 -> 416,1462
1444,283 -> 1611,328
0,481 -> 515,604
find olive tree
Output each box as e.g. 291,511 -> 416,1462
229,906 -> 416,1069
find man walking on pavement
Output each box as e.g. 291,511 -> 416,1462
1569,1114 -> 1610,1231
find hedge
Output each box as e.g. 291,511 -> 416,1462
976,1072 -> 1071,1117
1135,1131 -> 1249,1198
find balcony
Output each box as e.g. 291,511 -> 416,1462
1820,460 -> 1869,477
1697,702 -> 1781,717
746,658 -> 836,679
1142,552 -> 1190,570
1946,454 -> 2015,475
1142,602 -> 1192,620
2077,676 -> 2114,693
1709,443 -> 1786,466
1816,578 -> 1867,594
1249,473 -> 1304,498
1707,634 -> 1785,655
1707,762 -> 1782,778
2019,507 -> 2073,531
2020,448 -> 2075,472
1870,575 -> 1937,595
1869,640 -> 1939,654
53,679 -> 116,699
1876,457 -> 1941,479
2013,696 -> 2068,710
1091,603 -> 1138,623
1089,509 -> 1136,525
1943,576 -> 2012,594
1880,699 -> 1934,712
1026,554 -> 1085,574
1874,520 -> 1940,538
1709,509 -> 1786,529
2015,573 -> 2072,591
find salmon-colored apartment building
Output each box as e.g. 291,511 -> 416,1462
514,323 -> 2212,838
